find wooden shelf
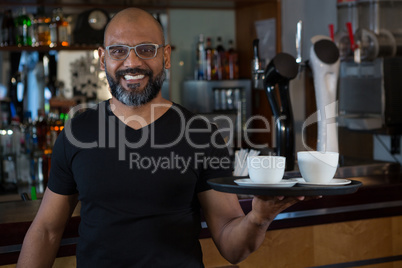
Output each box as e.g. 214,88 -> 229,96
0,0 -> 271,10
0,45 -> 100,52
49,98 -> 77,108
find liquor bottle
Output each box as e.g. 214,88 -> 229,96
49,8 -> 70,47
30,131 -> 44,185
32,7 -> 51,47
35,109 -> 48,151
18,112 -> 34,184
42,113 -> 53,185
215,36 -> 226,80
15,8 -> 33,46
21,112 -> 33,155
29,111 -> 46,185
227,40 -> 239,80
10,116 -> 29,184
196,34 -> 206,80
47,109 -> 61,146
205,37 -> 216,80
0,116 -> 18,192
1,10 -> 15,46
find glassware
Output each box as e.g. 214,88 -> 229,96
49,8 -> 70,47
15,8 -> 33,46
1,10 -> 15,46
33,8 -> 51,47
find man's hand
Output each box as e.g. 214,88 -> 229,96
199,190 -> 322,264
250,195 -> 322,226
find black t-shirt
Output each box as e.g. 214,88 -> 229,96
48,100 -> 232,267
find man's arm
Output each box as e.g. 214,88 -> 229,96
198,189 -> 306,264
17,187 -> 78,268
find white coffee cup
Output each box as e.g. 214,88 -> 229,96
297,151 -> 339,184
247,155 -> 286,183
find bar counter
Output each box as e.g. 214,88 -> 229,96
1,161 -> 402,267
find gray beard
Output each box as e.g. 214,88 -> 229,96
105,63 -> 166,107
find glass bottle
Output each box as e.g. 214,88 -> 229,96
196,34 -> 206,80
42,113 -> 53,186
1,10 -> 15,46
33,7 -> 51,47
49,8 -> 70,47
0,116 -> 18,192
205,37 -> 215,80
35,109 -> 48,151
227,40 -> 239,80
15,8 -> 33,46
18,112 -> 34,184
215,36 -> 226,80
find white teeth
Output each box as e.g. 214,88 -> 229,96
124,74 -> 145,80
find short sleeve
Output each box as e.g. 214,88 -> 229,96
47,130 -> 78,195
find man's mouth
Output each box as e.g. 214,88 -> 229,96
117,68 -> 151,82
124,74 -> 145,80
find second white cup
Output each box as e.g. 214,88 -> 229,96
247,155 -> 286,183
297,151 -> 339,184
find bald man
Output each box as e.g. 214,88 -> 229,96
17,8 -> 309,268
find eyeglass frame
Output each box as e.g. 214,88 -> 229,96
105,43 -> 165,61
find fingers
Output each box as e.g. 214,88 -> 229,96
276,195 -> 304,201
304,195 -> 323,201
280,195 -> 323,202
260,195 -> 323,201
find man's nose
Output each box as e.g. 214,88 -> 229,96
124,49 -> 143,66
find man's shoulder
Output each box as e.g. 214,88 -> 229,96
62,101 -> 108,140
66,101 -> 110,127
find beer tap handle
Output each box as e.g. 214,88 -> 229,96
296,20 -> 303,64
252,39 -> 262,72
252,39 -> 264,88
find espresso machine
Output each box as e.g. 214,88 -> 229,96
338,0 -> 402,132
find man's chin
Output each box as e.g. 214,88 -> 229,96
126,83 -> 142,91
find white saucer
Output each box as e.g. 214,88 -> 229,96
234,179 -> 298,188
294,178 -> 352,186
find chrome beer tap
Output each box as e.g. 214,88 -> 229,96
252,39 -> 265,89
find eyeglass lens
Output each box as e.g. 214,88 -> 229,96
108,44 -> 158,60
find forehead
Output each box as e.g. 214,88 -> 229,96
105,14 -> 163,46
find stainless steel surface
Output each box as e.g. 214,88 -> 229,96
338,58 -> 402,131
181,80 -> 251,115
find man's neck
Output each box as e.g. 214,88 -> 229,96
109,95 -> 172,130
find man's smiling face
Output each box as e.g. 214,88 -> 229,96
98,9 -> 171,106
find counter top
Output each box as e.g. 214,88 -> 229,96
198,162 -> 402,237
0,161 -> 401,265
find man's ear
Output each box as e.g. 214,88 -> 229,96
99,47 -> 106,70
163,45 -> 172,69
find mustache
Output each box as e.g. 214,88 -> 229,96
115,68 -> 152,79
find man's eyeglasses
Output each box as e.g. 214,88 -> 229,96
106,44 -> 165,60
